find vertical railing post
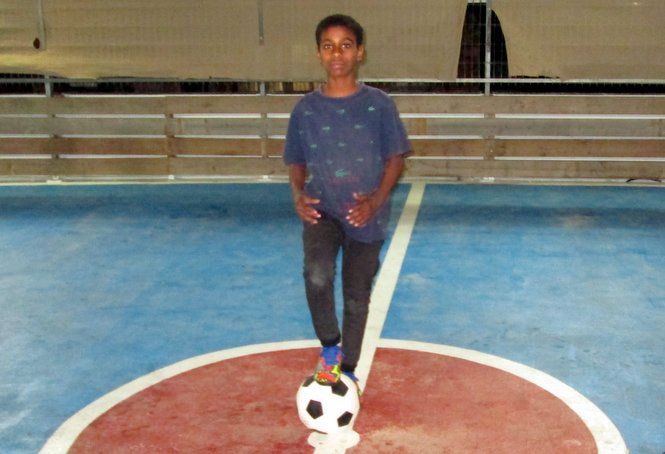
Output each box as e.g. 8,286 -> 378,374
484,0 -> 493,96
483,0 -> 495,175
259,82 -> 268,159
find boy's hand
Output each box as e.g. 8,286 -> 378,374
346,155 -> 405,228
294,193 -> 321,224
346,192 -> 385,228
289,164 -> 320,224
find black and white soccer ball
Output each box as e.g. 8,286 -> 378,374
296,374 -> 360,434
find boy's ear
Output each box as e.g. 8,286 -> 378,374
357,45 -> 366,62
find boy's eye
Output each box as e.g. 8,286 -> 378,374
320,41 -> 354,51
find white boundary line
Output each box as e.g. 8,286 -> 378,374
40,338 -> 627,454
312,182 -> 426,453
39,181 -> 626,454
39,340 -> 320,454
382,340 -> 627,454
355,182 -> 426,385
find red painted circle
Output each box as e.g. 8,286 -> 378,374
69,348 -> 595,453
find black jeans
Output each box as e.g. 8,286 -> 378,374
302,212 -> 383,372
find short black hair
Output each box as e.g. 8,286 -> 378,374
315,14 -> 364,48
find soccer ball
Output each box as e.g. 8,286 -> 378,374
296,374 -> 360,434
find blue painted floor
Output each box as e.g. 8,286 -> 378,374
0,183 -> 663,453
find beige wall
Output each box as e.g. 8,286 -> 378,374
0,0 -> 467,80
494,0 -> 665,80
1,1 -> 663,81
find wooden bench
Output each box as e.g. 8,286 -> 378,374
1,94 -> 663,182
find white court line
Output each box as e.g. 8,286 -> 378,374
40,181 -> 626,453
355,182 -> 426,385
313,182 -> 426,454
40,338 -> 628,454
40,183 -> 427,454
39,340 -> 320,454
381,340 -> 628,454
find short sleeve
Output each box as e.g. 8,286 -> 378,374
283,104 -> 305,165
381,97 -> 411,159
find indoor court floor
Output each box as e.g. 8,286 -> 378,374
1,181 -> 663,453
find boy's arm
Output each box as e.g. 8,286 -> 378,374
289,163 -> 321,224
346,154 -> 406,228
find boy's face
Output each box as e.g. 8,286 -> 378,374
317,25 -> 365,79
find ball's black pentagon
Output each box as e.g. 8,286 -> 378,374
331,379 -> 349,397
337,411 -> 354,427
306,400 -> 323,419
301,376 -> 315,387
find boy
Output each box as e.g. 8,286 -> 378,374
283,14 -> 410,388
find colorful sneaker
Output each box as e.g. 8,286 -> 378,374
313,345 -> 342,385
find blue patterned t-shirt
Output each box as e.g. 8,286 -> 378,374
283,84 -> 411,242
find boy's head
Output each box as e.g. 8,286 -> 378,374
315,14 -> 364,49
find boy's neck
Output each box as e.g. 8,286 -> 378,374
322,77 -> 360,98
